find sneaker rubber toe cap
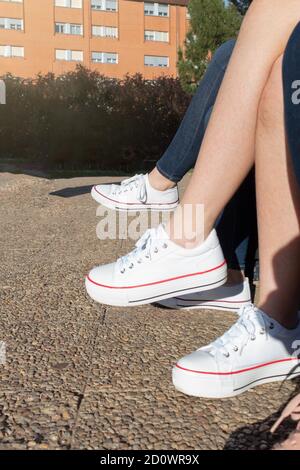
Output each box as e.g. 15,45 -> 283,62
175,350 -> 218,375
173,351 -> 224,398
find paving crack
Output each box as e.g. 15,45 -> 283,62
68,306 -> 107,449
67,236 -> 124,449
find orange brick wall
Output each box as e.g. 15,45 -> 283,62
0,0 -> 189,78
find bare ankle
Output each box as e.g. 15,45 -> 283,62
164,202 -> 215,249
165,222 -> 210,250
170,236 -> 203,250
148,167 -> 176,191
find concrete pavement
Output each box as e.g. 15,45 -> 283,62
0,172 -> 298,450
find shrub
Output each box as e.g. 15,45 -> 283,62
0,66 -> 191,173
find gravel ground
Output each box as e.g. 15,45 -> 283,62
0,172 -> 299,450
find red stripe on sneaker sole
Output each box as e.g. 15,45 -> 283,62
87,260 -> 226,290
93,186 -> 179,206
175,357 -> 299,376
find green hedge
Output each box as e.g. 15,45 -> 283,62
0,66 -> 191,172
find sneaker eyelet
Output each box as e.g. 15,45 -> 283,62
251,336 -> 256,341
120,269 -> 125,274
269,323 -> 274,330
223,352 -> 230,358
154,248 -> 158,254
260,328 -> 265,335
233,346 -> 239,352
129,263 -> 134,269
163,243 -> 168,249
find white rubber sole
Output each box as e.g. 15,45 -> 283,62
158,299 -> 251,313
91,186 -> 179,212
85,262 -> 228,307
172,358 -> 300,399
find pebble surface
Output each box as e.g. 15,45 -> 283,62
0,172 -> 299,450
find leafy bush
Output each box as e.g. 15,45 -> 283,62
0,66 -> 190,173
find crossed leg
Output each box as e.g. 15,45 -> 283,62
167,0 -> 300,327
168,0 -> 300,248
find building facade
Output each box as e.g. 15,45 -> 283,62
0,0 -> 189,78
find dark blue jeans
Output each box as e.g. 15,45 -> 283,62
283,22 -> 300,188
157,40 -> 258,279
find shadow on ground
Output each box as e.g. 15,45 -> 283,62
49,185 -> 94,198
224,378 -> 300,450
49,182 -> 121,198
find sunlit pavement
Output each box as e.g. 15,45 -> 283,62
0,172 -> 298,450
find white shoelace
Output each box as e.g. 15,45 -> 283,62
111,174 -> 147,204
117,226 -> 168,274
204,305 -> 275,359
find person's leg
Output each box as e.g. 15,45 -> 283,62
152,38 -> 258,284
167,0 -> 300,248
283,22 -> 300,187
172,50 -> 300,399
256,55 -> 300,329
149,39 -> 236,190
270,22 -> 300,451
89,1 -> 300,306
93,36 -> 258,284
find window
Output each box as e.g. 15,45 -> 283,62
92,25 -> 118,38
91,0 -> 118,12
55,23 -> 65,34
144,55 -> 169,67
55,0 -> 82,8
0,45 -> 24,57
145,30 -> 169,42
55,22 -> 83,35
144,3 -> 169,17
144,2 -> 154,16
0,18 -> 23,31
70,23 -> 82,35
92,51 -> 118,64
55,49 -> 83,61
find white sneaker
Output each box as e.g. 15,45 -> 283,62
85,225 -> 227,307
173,305 -> 300,398
91,174 -> 179,212
157,279 -> 252,313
